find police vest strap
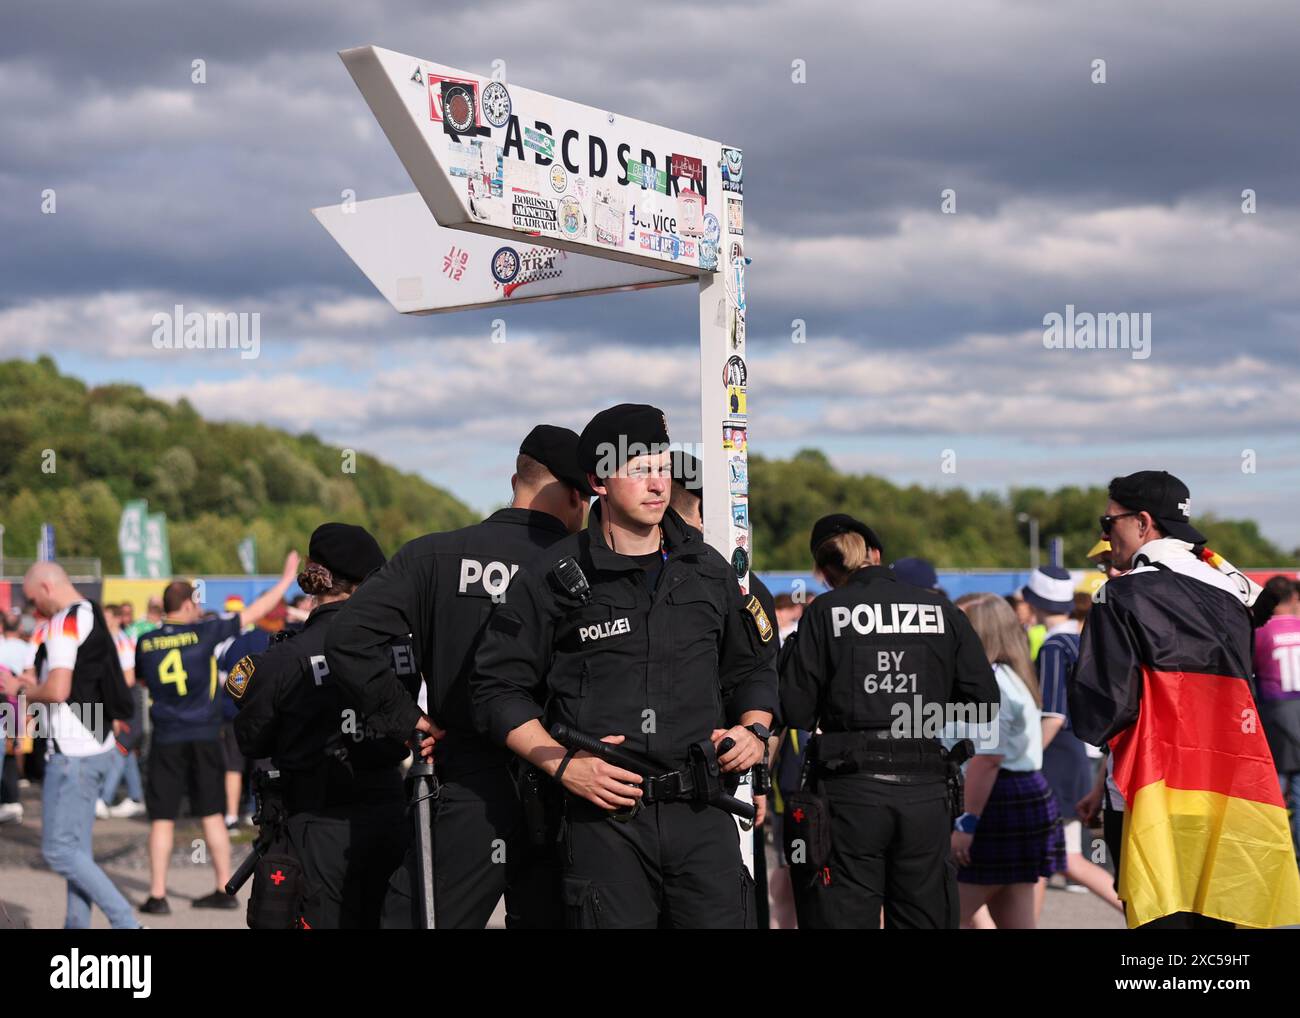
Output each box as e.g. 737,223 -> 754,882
812,732 -> 948,776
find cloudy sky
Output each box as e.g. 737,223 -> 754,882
4,1 -> 1300,551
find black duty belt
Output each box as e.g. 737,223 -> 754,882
812,732 -> 950,776
642,766 -> 702,804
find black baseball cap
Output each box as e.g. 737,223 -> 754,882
519,425 -> 595,497
1108,470 -> 1205,545
308,523 -> 386,584
809,514 -> 884,558
577,403 -> 670,477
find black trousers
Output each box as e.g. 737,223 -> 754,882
1,753 -> 18,804
561,798 -> 753,929
286,796 -> 409,929
381,756 -> 561,929
794,774 -> 957,929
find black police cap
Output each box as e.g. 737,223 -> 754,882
308,523 -> 386,584
1108,470 -> 1205,545
577,403 -> 670,477
519,424 -> 595,497
809,513 -> 884,558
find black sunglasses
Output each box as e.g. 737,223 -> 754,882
1099,512 -> 1142,535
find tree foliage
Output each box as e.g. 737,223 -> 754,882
0,358 -> 476,573
2,359 -> 1290,575
750,449 -> 1297,570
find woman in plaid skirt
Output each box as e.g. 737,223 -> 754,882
947,593 -> 1065,928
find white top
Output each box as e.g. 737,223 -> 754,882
944,661 -> 1043,771
988,661 -> 1042,771
40,602 -> 116,757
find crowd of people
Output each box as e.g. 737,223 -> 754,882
3,410 -> 1299,931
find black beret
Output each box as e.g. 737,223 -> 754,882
671,450 -> 703,494
809,514 -> 884,558
308,523 -> 386,584
519,424 -> 595,497
577,403 -> 670,477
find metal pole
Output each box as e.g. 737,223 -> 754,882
1029,518 -> 1040,571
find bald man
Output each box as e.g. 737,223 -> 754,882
2,563 -> 140,928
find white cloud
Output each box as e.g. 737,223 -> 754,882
754,200 -> 1300,310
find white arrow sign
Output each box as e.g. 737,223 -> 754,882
340,46 -> 737,276
313,192 -> 691,315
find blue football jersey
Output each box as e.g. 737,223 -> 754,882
136,616 -> 241,742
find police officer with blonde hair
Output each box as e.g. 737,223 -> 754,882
778,514 -> 998,928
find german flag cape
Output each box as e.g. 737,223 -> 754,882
1070,539 -> 1300,928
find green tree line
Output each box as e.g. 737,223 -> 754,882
1,360 -> 1292,574
750,450 -> 1297,570
0,357 -> 477,574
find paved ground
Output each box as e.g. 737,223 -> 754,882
0,783 -> 1122,929
0,784 -> 254,930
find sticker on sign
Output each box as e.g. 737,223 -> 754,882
338,45 -> 738,277
313,192 -> 690,315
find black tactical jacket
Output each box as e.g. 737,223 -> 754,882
472,508 -> 778,766
779,566 -> 997,734
324,508 -> 571,740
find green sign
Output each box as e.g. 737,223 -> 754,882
118,500 -> 148,578
626,159 -> 668,194
143,513 -> 172,579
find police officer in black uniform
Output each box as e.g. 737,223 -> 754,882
323,425 -> 592,929
778,514 -> 998,928
472,404 -> 779,929
228,523 -> 416,929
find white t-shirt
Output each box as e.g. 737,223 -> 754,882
981,661 -> 1043,771
40,602 -> 116,757
943,662 -> 1043,771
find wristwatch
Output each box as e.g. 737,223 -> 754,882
953,812 -> 980,834
744,722 -> 771,743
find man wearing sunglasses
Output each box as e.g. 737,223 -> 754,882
1070,470 -> 1300,929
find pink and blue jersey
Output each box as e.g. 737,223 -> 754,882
1254,615 -> 1300,702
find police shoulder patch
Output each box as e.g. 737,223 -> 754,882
744,595 -> 774,643
225,655 -> 255,700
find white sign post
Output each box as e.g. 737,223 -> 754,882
324,41 -> 755,876
323,45 -> 748,587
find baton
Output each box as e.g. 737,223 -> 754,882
550,723 -> 665,774
408,728 -> 440,930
